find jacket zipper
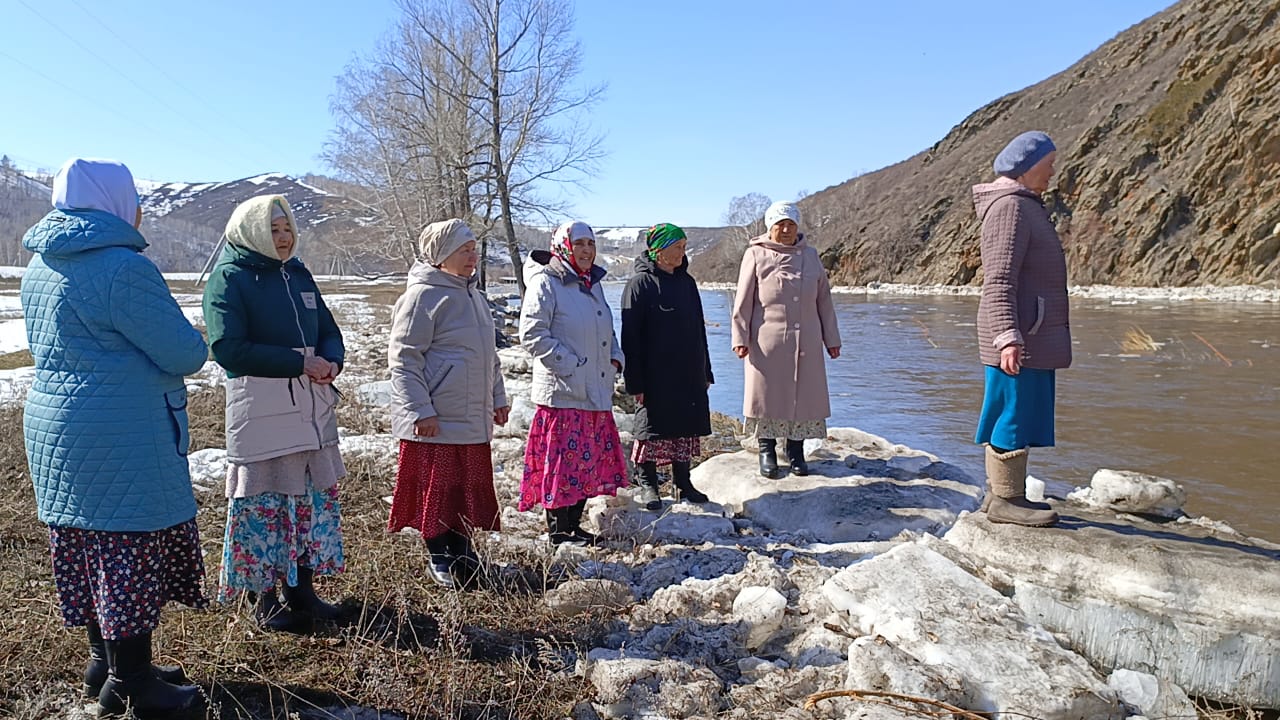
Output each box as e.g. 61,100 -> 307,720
281,266 -> 324,440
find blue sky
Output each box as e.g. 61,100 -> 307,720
1,0 -> 1173,226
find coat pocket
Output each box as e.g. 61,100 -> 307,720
1027,296 -> 1046,335
164,388 -> 190,457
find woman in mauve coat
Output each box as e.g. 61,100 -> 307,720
731,201 -> 841,479
972,130 -> 1070,528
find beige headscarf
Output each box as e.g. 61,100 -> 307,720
418,218 -> 476,265
224,194 -> 298,260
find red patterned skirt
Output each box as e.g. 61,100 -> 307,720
388,440 -> 500,540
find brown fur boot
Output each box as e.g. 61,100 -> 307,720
982,445 -> 1057,527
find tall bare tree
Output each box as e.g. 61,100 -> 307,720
324,0 -> 604,292
722,192 -> 772,247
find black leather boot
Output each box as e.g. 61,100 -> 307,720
759,439 -> 781,479
283,566 -> 342,621
565,500 -> 598,544
546,507 -> 585,546
785,439 -> 810,476
672,461 -> 710,503
446,530 -> 482,587
97,633 -> 200,719
83,620 -> 188,699
424,534 -> 456,588
635,461 -> 661,511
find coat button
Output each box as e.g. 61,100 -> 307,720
597,310 -> 602,316
800,351 -> 806,357
793,296 -> 799,302
601,372 -> 606,377
793,323 -> 801,329
602,341 -> 607,347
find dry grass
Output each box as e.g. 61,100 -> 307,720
1119,325 -> 1161,354
0,349 -> 33,370
0,394 -> 611,719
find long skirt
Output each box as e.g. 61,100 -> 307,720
519,406 -> 628,511
50,519 -> 207,640
388,441 -> 500,540
219,481 -> 345,600
975,365 -> 1056,449
631,437 -> 701,466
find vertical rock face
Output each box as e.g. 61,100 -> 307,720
695,0 -> 1280,288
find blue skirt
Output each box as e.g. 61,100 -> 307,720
975,366 -> 1056,449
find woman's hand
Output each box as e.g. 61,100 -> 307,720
494,406 -> 511,426
634,393 -> 645,406
999,345 -> 1023,375
827,346 -> 841,359
733,346 -> 749,359
611,359 -> 622,373
413,417 -> 441,437
304,356 -> 335,382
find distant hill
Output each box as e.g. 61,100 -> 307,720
693,0 -> 1280,287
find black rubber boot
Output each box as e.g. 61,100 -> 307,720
424,534 -> 456,588
565,500 -> 598,544
671,461 -> 710,503
97,633 -> 200,719
446,530 -> 482,588
785,439 -> 810,476
636,461 -> 662,511
283,566 -> 341,621
759,439 -> 781,479
253,589 -> 312,634
83,620 -> 189,699
546,507 -> 585,546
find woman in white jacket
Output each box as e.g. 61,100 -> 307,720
518,221 -> 627,545
387,219 -> 509,588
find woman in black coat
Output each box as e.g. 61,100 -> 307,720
621,223 -> 713,510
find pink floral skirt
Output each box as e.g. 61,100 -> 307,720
519,406 -> 628,511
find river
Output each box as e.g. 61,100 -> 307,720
599,285 -> 1280,542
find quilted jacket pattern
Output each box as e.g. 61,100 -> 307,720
21,209 -> 209,532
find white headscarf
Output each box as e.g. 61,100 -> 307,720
418,219 -> 476,266
764,201 -> 800,231
51,158 -> 139,226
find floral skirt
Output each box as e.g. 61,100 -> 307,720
631,437 -> 701,466
519,406 -> 629,511
50,519 -> 207,640
219,481 -> 345,600
388,441 -> 500,540
744,417 -> 828,442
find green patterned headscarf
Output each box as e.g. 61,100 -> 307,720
645,223 -> 686,261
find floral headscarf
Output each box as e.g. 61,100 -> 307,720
551,220 -> 596,289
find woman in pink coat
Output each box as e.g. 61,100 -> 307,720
731,201 -> 841,478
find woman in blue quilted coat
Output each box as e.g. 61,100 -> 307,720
203,195 -> 347,631
21,158 -> 209,718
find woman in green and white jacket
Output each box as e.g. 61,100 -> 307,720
202,194 -> 346,632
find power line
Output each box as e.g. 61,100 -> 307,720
0,49 -> 167,137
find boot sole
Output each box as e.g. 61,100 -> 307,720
986,513 -> 1059,528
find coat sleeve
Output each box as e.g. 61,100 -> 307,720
620,277 -> 647,395
110,256 -> 208,377
730,246 -> 758,349
518,274 -> 578,376
814,252 -> 842,349
388,289 -> 437,420
693,281 -> 713,385
314,291 -> 346,370
980,198 -> 1031,350
203,269 -> 307,377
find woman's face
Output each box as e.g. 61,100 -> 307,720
569,236 -> 596,268
656,238 -> 687,267
271,216 -> 294,259
1019,151 -> 1057,194
769,219 -> 798,245
439,239 -> 479,277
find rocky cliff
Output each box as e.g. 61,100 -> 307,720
695,0 -> 1280,287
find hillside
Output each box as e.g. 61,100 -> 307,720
694,0 -> 1280,287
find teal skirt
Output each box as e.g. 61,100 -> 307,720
975,366 -> 1056,450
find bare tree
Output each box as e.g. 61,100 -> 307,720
324,0 -> 604,292
722,192 -> 772,247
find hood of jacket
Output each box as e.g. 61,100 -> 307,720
408,258 -> 478,291
23,209 -> 147,258
747,233 -> 808,253
972,177 -> 1043,221
224,194 -> 299,262
632,253 -> 690,275
527,249 -> 607,289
